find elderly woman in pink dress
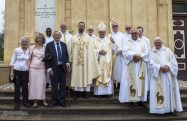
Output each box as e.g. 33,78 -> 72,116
29,33 -> 48,108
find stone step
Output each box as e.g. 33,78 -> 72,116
0,110 -> 186,121
0,94 -> 187,105
0,88 -> 187,96
0,103 -> 150,115
0,102 -> 186,115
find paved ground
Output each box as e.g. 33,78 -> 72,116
0,80 -> 186,91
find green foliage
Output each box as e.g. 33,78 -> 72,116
0,33 -> 4,61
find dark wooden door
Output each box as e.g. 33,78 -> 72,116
173,14 -> 187,80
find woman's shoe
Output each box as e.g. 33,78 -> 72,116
43,100 -> 48,107
33,101 -> 38,108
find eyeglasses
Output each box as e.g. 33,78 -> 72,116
112,25 -> 118,28
131,33 -> 137,35
125,28 -> 131,30
88,29 -> 94,31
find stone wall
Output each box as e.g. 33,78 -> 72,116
4,0 -> 174,63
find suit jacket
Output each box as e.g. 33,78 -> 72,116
45,41 -> 69,73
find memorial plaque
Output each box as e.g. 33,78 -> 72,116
35,0 -> 56,33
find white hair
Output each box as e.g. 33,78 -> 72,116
87,25 -> 94,30
154,37 -> 163,43
19,36 -> 30,44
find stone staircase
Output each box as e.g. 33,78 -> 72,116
0,85 -> 186,121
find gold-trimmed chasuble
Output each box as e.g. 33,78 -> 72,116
76,38 -> 87,65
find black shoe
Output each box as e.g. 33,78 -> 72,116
60,100 -> 67,108
46,83 -> 49,89
84,92 -> 90,99
23,103 -> 32,108
48,101 -> 57,108
73,92 -> 80,100
14,104 -> 20,110
138,101 -> 145,107
169,112 -> 177,116
128,102 -> 135,108
61,103 -> 65,107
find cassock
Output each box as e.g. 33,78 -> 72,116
45,36 -> 53,45
60,31 -> 73,61
149,46 -> 183,114
71,33 -> 101,92
45,36 -> 53,84
119,38 -> 149,103
124,32 -> 131,40
88,34 -> 97,41
109,31 -> 125,83
139,36 -> 151,90
93,37 -> 113,95
140,36 -> 151,51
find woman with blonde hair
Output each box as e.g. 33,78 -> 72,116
28,33 -> 48,108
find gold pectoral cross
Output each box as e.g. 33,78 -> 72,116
139,72 -> 145,81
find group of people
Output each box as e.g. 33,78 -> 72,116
10,20 -> 183,115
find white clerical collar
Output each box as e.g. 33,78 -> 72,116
89,34 -> 96,38
61,31 -> 69,35
153,46 -> 166,52
112,31 -> 119,35
130,38 -> 140,42
76,32 -> 87,36
46,36 -> 52,39
98,37 -> 106,42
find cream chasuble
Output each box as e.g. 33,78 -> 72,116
93,37 -> 113,95
70,33 -> 101,91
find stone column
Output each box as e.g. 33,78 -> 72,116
4,0 -> 19,63
25,0 -> 35,43
157,0 -> 174,50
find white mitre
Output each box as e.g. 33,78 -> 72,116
98,22 -> 107,31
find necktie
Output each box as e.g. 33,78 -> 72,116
56,43 -> 62,62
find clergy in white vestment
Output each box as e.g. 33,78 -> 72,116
60,22 -> 73,61
149,37 -> 183,114
109,21 -> 126,83
137,26 -> 151,91
119,29 -> 149,107
70,22 -> 101,93
93,22 -> 113,96
137,26 -> 151,51
124,25 -> 132,40
87,25 -> 97,41
45,28 -> 54,45
45,28 -> 53,86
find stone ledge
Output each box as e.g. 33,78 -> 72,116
0,65 -> 10,85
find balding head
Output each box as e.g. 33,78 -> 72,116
154,37 -> 163,49
131,29 -> 139,40
60,21 -> 68,33
125,25 -> 131,34
87,25 -> 94,36
112,21 -> 119,33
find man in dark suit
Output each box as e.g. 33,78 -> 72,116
45,31 -> 70,108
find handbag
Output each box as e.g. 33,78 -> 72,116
42,53 -> 52,62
